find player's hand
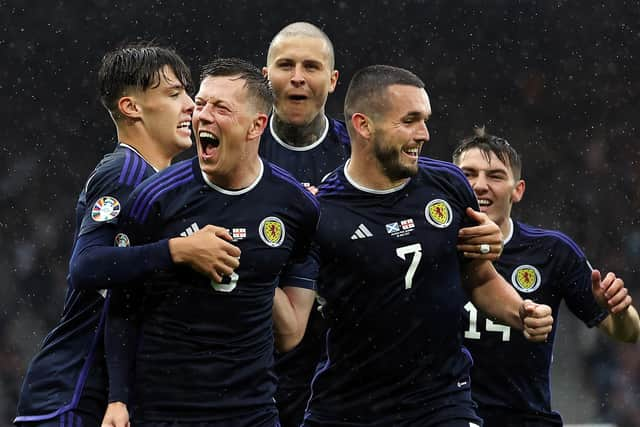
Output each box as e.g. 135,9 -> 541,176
306,185 -> 319,196
591,269 -> 632,315
169,225 -> 241,282
519,299 -> 553,342
101,401 -> 129,427
457,208 -> 504,260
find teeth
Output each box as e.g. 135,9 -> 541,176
478,199 -> 491,206
404,147 -> 418,155
178,121 -> 190,128
199,131 -> 215,139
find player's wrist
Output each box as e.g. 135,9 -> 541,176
168,237 -> 187,264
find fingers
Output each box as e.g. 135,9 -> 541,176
458,223 -> 504,240
464,207 -> 489,224
306,185 -> 319,196
594,270 -> 631,315
205,225 -> 233,241
605,278 -> 631,313
610,294 -> 633,315
520,301 -> 553,342
457,243 -> 503,259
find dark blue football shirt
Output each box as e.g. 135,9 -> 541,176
302,157 -> 483,427
15,144 -> 157,423
259,115 -> 350,426
463,218 -> 608,426
106,157 -> 319,426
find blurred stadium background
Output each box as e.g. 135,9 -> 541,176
1,1 -> 638,425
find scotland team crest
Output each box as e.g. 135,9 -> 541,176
511,264 -> 542,293
91,196 -> 121,222
425,199 -> 452,228
259,216 -> 285,247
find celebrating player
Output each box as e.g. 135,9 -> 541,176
453,128 -> 640,426
14,43 -> 239,427
301,65 -> 554,427
102,58 -> 319,427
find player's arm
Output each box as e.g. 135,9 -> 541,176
69,224 -> 241,290
592,269 -> 640,342
457,207 -> 504,260
273,286 -> 316,352
462,259 -> 553,342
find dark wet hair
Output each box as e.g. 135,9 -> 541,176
200,57 -> 274,114
452,126 -> 523,180
98,42 -> 192,119
344,64 -> 425,127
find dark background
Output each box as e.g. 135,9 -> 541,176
2,0 -> 639,425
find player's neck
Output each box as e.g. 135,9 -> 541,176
117,128 -> 172,171
272,112 -> 327,147
347,155 -> 409,191
203,156 -> 263,191
499,216 -> 513,242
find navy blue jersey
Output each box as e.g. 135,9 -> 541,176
303,157 -> 482,427
106,157 -> 319,425
259,115 -> 351,188
463,219 -> 608,425
259,116 -> 350,427
15,144 -> 155,423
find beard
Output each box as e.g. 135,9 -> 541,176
372,135 -> 419,182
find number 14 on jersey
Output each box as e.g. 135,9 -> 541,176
464,302 -> 512,341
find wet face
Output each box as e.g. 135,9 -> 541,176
135,66 -> 194,157
192,75 -> 257,180
264,35 -> 338,126
369,85 -> 431,182
455,147 -> 524,228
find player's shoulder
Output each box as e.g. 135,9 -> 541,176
316,163 -> 346,198
85,144 -> 153,193
125,157 -> 197,222
266,160 -> 319,209
417,156 -> 475,199
418,156 -> 467,182
516,220 -> 586,258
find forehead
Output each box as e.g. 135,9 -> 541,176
384,84 -> 431,117
270,35 -> 331,64
195,75 -> 247,103
458,147 -> 512,172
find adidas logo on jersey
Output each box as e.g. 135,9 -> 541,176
180,222 -> 200,237
350,224 -> 373,240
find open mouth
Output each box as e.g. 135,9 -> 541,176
177,121 -> 191,134
402,146 -> 420,158
288,94 -> 308,101
199,131 -> 220,157
477,199 -> 492,208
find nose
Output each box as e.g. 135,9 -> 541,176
195,102 -> 214,126
184,95 -> 195,113
291,63 -> 306,87
415,121 -> 430,142
472,173 -> 489,193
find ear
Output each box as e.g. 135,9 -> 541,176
327,70 -> 339,93
248,112 -> 269,140
117,96 -> 142,120
261,66 -> 269,79
511,179 -> 526,204
350,112 -> 372,140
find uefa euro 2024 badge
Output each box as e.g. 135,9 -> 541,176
91,196 -> 121,222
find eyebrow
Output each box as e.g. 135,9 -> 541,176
166,83 -> 185,90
